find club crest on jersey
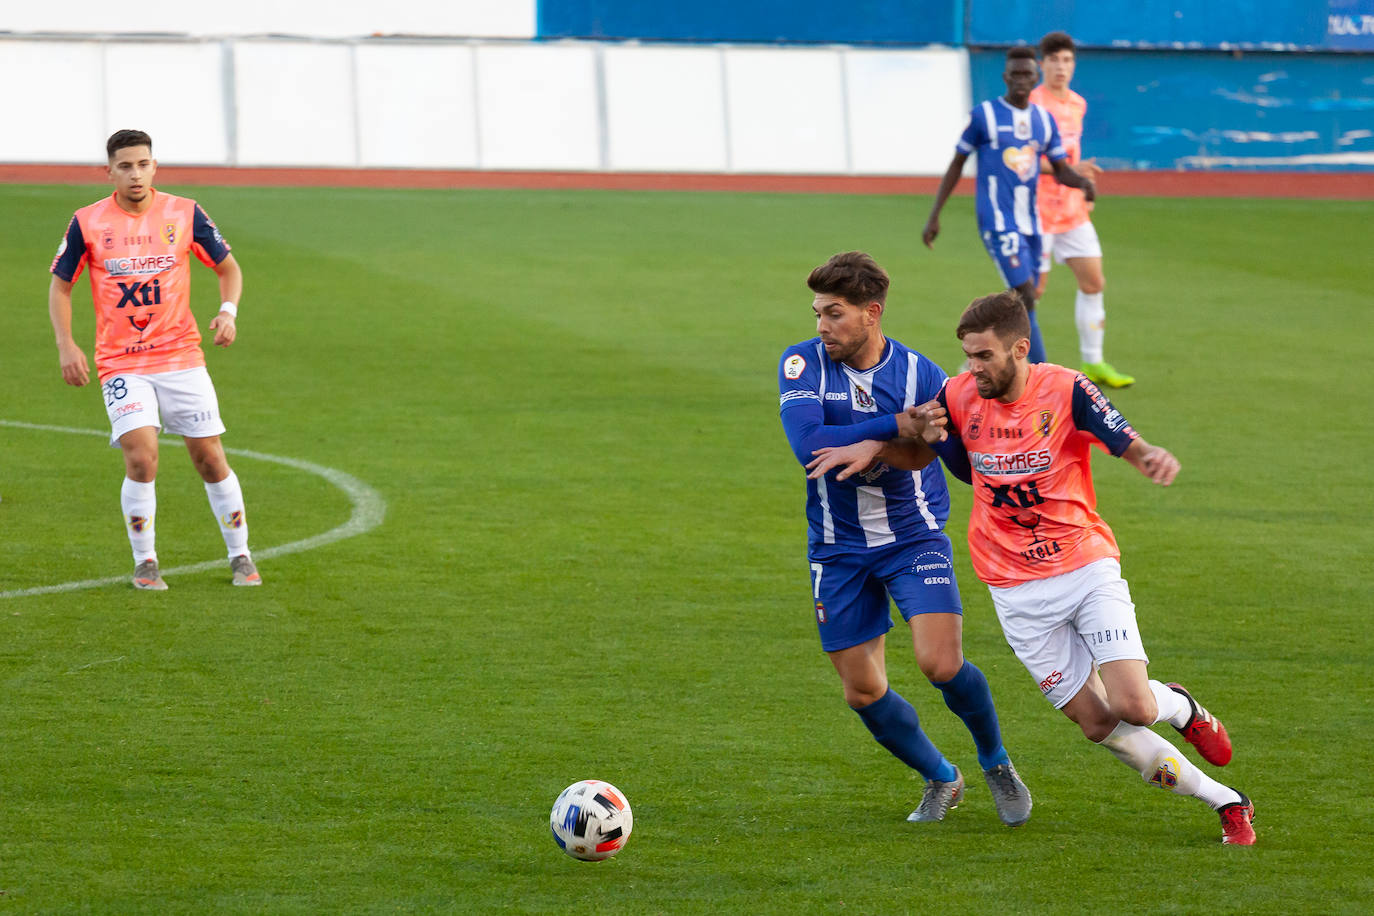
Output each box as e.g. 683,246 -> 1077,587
160,222 -> 178,245
102,229 -> 115,250
1038,410 -> 1054,437
966,412 -> 983,440
784,354 -> 806,380
851,383 -> 875,411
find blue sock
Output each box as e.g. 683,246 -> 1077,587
854,688 -> 958,782
1027,309 -> 1047,363
933,660 -> 1009,771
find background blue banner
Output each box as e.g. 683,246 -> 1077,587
538,0 -> 960,46
539,1 -> 1373,52
966,1 -> 1332,50
969,49 -> 1374,169
1326,0 -> 1374,49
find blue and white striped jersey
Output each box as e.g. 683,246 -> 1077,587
778,337 -> 952,551
956,97 -> 1067,237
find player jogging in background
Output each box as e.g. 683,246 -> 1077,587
778,251 -> 1032,828
1031,31 -> 1135,389
807,291 -> 1256,845
48,129 -> 262,590
923,45 -> 1097,365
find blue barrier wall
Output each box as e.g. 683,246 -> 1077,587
538,1 -> 1374,51
967,1 -> 1335,50
969,49 -> 1374,169
537,0 -> 960,45
534,1 -> 1372,170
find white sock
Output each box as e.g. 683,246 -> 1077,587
1076,290 -> 1106,364
205,470 -> 250,559
1148,680 -> 1192,729
121,477 -> 157,564
1098,721 -> 1242,810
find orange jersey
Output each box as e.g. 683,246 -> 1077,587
941,363 -> 1139,587
51,190 -> 231,381
1030,85 -> 1091,234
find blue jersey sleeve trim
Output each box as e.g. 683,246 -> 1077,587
1070,375 -> 1137,456
50,215 -> 86,281
193,203 -> 231,264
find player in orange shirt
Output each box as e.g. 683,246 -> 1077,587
1030,31 -> 1134,389
805,291 -> 1256,845
48,129 -> 261,590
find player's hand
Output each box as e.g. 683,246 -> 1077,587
896,402 -> 948,443
1077,157 -> 1104,181
922,218 -> 940,248
1081,178 -> 1097,203
57,339 -> 89,387
210,312 -> 237,347
806,440 -> 884,482
1137,445 -> 1180,486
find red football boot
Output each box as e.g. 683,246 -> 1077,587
1218,791 -> 1256,845
1167,682 -> 1232,766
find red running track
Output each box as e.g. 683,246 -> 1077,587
2,164 -> 1370,199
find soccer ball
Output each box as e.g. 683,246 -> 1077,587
550,779 -> 633,861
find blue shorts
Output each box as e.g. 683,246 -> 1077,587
980,228 -> 1042,290
807,536 -> 963,653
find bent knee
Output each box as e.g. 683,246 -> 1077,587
846,685 -> 888,709
125,455 -> 158,481
921,658 -> 965,685
1111,698 -> 1157,728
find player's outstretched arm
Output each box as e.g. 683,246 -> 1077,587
209,253 -> 244,347
1122,437 -> 1180,486
1076,157 -> 1104,181
1049,157 -> 1095,201
48,275 -> 88,387
923,152 -> 969,248
807,437 -> 937,480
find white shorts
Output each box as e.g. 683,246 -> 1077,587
987,557 -> 1148,709
99,366 -> 227,447
1039,220 -> 1103,274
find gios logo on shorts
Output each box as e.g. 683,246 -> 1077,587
910,551 -> 952,586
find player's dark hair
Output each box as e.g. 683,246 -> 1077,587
956,291 -> 1030,345
807,251 -> 889,306
1039,31 -> 1076,58
107,129 -> 153,160
1006,46 -> 1037,64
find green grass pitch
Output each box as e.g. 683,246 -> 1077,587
1,182 -> 1371,913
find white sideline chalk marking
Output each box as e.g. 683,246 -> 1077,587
0,419 -> 386,599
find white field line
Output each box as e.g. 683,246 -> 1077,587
0,419 -> 385,598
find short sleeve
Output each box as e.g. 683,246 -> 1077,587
191,202 -> 231,266
956,109 -> 984,154
50,215 -> 87,282
1070,374 -> 1139,456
